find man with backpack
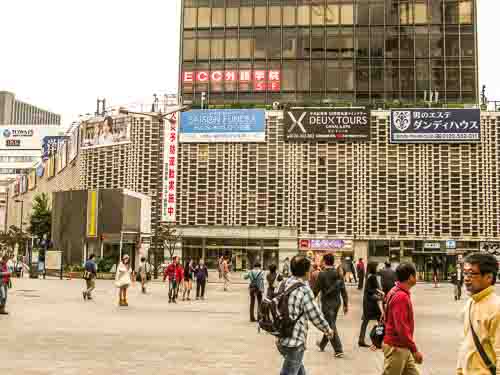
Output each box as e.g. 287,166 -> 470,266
244,262 -> 265,322
313,253 -> 348,358
275,256 -> 334,374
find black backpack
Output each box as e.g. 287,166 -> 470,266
258,282 -> 304,338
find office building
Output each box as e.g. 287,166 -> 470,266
0,91 -> 61,125
179,0 -> 478,106
176,109 -> 499,279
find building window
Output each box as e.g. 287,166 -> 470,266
255,6 -> 267,26
283,29 -> 297,58
297,5 -> 310,26
183,38 -> 195,60
226,4 -> 239,27
459,1 -> 472,24
184,7 -> 197,28
269,6 -> 281,26
311,4 -> 324,25
283,5 -> 296,26
240,6 -> 253,27
341,4 -> 354,25
198,7 -> 210,28
326,4 -> 339,25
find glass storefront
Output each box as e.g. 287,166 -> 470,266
182,237 -> 280,271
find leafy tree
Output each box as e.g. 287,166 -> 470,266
28,193 -> 52,241
151,222 -> 182,278
0,225 -> 29,258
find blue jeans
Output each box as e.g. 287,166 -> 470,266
277,344 -> 306,375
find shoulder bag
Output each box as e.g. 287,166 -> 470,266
370,288 -> 399,349
469,302 -> 496,375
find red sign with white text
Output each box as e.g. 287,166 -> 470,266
183,70 -> 281,91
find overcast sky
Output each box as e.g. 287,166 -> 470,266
0,0 -> 496,124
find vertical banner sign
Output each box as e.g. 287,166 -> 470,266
86,190 -> 98,237
162,113 -> 178,222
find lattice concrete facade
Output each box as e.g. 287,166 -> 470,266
177,110 -> 500,242
80,113 -> 163,234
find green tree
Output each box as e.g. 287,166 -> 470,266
0,225 -> 29,257
151,223 -> 182,278
28,193 -> 52,241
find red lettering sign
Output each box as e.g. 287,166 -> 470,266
254,82 -> 266,91
196,71 -> 209,82
269,70 -> 281,81
239,70 -> 251,82
269,81 -> 281,92
211,71 -> 223,82
225,71 -> 236,81
254,70 -> 266,81
183,71 -> 194,83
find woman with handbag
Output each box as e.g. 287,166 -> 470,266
115,255 -> 132,307
358,262 -> 384,347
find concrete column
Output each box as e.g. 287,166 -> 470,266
202,237 -> 206,261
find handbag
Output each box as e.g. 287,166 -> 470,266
83,271 -> 92,280
469,303 -> 496,375
370,289 -> 398,349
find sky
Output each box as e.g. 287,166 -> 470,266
0,1 -> 497,124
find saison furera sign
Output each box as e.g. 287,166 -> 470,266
285,110 -> 370,142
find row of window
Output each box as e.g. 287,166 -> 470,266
182,63 -> 476,94
183,28 -> 475,61
183,1 -> 473,28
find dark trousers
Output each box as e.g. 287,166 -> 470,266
455,281 -> 463,300
359,318 -> 376,344
319,306 -> 343,354
196,279 -> 206,298
357,272 -> 365,290
250,288 -> 263,321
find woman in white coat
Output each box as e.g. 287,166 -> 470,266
115,255 -> 132,306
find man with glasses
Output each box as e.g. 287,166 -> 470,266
457,253 -> 499,375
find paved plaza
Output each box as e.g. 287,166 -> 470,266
0,277 -> 473,375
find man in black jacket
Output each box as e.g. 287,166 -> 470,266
380,261 -> 397,295
313,253 -> 348,358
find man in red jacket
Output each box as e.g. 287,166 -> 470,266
165,257 -> 180,303
382,262 -> 423,375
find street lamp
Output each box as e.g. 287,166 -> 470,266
14,199 -> 23,234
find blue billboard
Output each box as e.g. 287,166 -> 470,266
180,109 -> 266,143
390,109 -> 481,143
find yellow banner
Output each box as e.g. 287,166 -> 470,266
86,190 -> 98,237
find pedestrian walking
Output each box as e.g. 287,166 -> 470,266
82,254 -> 97,301
266,264 -> 283,299
222,256 -> 230,291
244,262 -> 265,322
309,263 -> 321,292
432,256 -> 441,288
276,255 -> 334,375
115,255 -> 132,307
457,253 -> 499,375
195,259 -> 208,300
343,257 -> 355,283
381,263 -> 423,375
138,257 -> 151,294
358,262 -> 384,347
165,257 -> 179,303
313,253 -> 348,358
356,258 -> 365,290
351,258 -> 358,284
182,259 -> 195,301
0,254 -> 12,315
451,256 -> 465,301
282,257 -> 290,279
380,261 -> 397,295
175,260 -> 184,300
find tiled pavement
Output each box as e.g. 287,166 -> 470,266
0,277 -> 475,375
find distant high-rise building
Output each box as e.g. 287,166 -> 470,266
179,0 -> 478,107
0,91 -> 61,125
